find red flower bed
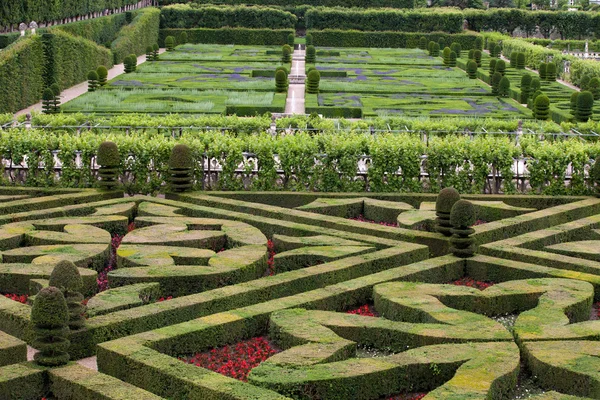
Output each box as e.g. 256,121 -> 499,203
347,304 -> 379,317
592,302 -> 600,320
266,239 -> 275,276
450,277 -> 495,291
349,215 -> 398,227
157,296 -> 173,302
97,223 -> 135,292
2,293 -> 27,304
181,336 -> 280,381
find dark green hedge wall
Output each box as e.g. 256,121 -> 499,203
159,27 -> 294,46
310,30 -> 481,49
306,8 -> 463,33
0,33 -> 20,50
0,36 -> 45,113
111,7 -> 160,64
53,13 -> 128,47
158,0 -> 415,8
160,4 -> 297,29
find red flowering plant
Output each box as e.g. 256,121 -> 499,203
96,222 -> 135,293
347,304 -> 379,317
2,293 -> 27,304
265,239 -> 275,276
349,214 -> 398,227
450,277 -> 495,291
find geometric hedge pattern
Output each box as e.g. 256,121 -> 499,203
0,188 -> 599,399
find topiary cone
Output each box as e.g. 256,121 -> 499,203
31,286 -> 70,366
49,260 -> 86,330
97,141 -> 120,190
169,144 -> 194,192
449,199 -> 477,258
435,187 -> 461,236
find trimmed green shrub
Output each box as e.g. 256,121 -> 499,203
124,54 -> 137,73
590,77 -> 600,100
31,286 -> 70,367
520,74 -> 532,103
52,13 -> 128,47
442,47 -> 452,66
474,36 -> 483,50
430,42 -> 440,57
450,42 -> 461,58
546,62 -> 556,81
488,58 -> 497,75
487,40 -> 496,52
530,89 -> 542,110
534,94 -> 550,120
435,187 -> 460,237
165,36 -> 176,51
419,36 -> 427,50
111,8 -> 160,64
468,49 -> 474,60
49,260 -> 86,331
178,31 -> 188,45
449,199 -> 476,258
474,49 -> 482,67
146,45 -> 154,61
580,75 -> 591,91
576,91 -> 594,122
50,83 -> 61,113
538,62 -> 547,80
282,44 -> 292,63
87,71 -> 99,92
491,72 -> 502,96
449,51 -> 457,67
287,33 -> 295,46
495,59 -> 506,76
275,70 -> 288,93
516,52 -> 525,69
306,33 -> 313,46
570,92 -> 579,116
306,69 -> 320,94
491,44 -> 501,58
152,43 -> 160,61
97,141 -> 120,190
97,66 -> 108,87
530,77 -> 541,94
169,144 -> 194,192
306,45 -> 316,64
509,51 -> 517,68
428,41 -> 435,55
42,89 -> 56,115
466,60 -> 477,79
160,28 -> 293,46
498,76 -> 510,97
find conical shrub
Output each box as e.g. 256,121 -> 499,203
576,91 -> 594,122
520,74 -> 532,103
275,69 -> 288,93
49,260 -> 86,330
449,200 -> 476,258
516,52 -> 525,69
306,45 -> 316,64
435,187 -> 460,236
466,60 -> 477,79
97,141 -> 120,190
169,144 -> 194,192
306,69 -> 320,94
31,287 -> 70,366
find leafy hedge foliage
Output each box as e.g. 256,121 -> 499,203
570,58 -> 600,89
42,30 -> 113,91
0,36 -> 45,114
111,7 -> 160,64
160,4 -> 297,29
0,0 -> 141,28
53,13 -> 128,47
310,30 -> 481,49
0,33 -> 20,50
158,0 -> 415,8
305,8 -> 462,33
159,28 -> 293,46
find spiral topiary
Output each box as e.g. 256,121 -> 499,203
491,72 -> 502,96
97,66 -> 108,86
435,187 -> 461,236
495,59 -> 506,76
474,50 -> 482,67
282,44 -> 292,63
546,62 -> 556,81
520,74 -> 532,103
534,94 -> 550,120
306,33 -> 313,46
169,144 -> 194,192
87,70 -> 99,92
275,69 -> 288,93
306,45 -> 316,64
442,47 -> 451,66
450,42 -> 461,58
498,76 -> 510,97
576,90 -> 594,122
466,60 -> 477,79
165,36 -> 175,51
538,62 -> 547,80
31,286 -> 70,366
449,200 -> 476,258
306,69 -> 320,94
488,58 -> 497,75
419,36 -> 427,50
589,77 -> 600,100
49,260 -> 86,330
97,141 -> 120,190
516,52 -> 526,69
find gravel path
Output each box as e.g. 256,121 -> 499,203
285,48 -> 306,115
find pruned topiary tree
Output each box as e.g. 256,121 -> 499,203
576,90 -> 594,122
546,62 -> 556,81
589,77 -> 600,100
305,33 -> 313,46
42,88 -> 55,114
282,44 -> 292,63
152,43 -> 160,61
488,58 -> 497,75
50,83 -> 61,113
96,141 -> 120,190
97,66 -> 108,87
495,59 -> 506,76
529,77 -> 541,95
306,69 -> 320,94
31,286 -> 70,366
442,47 -> 452,66
306,45 -> 316,64
449,51 -> 457,67
178,31 -> 188,45
146,45 -> 154,62
534,94 -> 550,120
466,60 -> 477,79
435,187 -> 461,237
437,37 -> 445,49
474,50 -> 482,67
169,144 -> 194,192
516,52 -> 525,69
275,69 -> 288,93
509,52 -> 518,68
474,36 -> 483,50
450,42 -> 461,58
498,76 -> 510,97
520,74 -> 532,103
491,44 -> 502,58
538,62 -> 547,80
491,72 -> 502,96
87,70 -> 99,92
580,75 -> 591,91
449,199 -> 476,258
49,260 -> 86,330
570,92 -> 579,117
287,33 -> 295,46
419,36 -> 427,50
165,35 -> 176,51
467,49 -> 474,60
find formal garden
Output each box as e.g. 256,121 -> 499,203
3,0 -> 600,399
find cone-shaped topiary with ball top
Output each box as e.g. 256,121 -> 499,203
49,260 -> 86,330
466,60 -> 477,79
169,144 -> 194,192
87,70 -> 99,92
306,69 -> 320,94
449,199 -> 476,258
97,141 -> 120,190
31,286 -> 70,366
436,187 -> 461,236
306,45 -> 316,64
97,66 -> 108,86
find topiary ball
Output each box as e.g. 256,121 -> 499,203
49,260 -> 82,293
169,144 -> 193,170
97,141 -> 120,166
450,199 -> 476,228
436,187 -> 461,214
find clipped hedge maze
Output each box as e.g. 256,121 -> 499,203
1,188 -> 600,399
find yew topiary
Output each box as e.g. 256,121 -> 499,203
49,260 -> 86,330
179,31 -> 188,45
152,43 -> 160,61
87,70 -> 99,92
530,77 -> 541,94
306,33 -> 313,46
468,49 -> 474,60
580,75 -> 591,91
435,187 -> 460,237
449,51 -> 457,67
492,44 -> 502,58
488,58 -> 497,75
534,94 -> 550,120
520,74 -> 532,103
50,83 -> 61,113
282,44 -> 292,63
437,38 -> 445,49
442,47 -> 451,66
306,45 -> 316,64
419,36 -> 427,50
31,286 -> 70,366
275,70 -> 288,92
42,88 -> 55,114
450,42 -> 461,58
495,59 -> 506,76
570,92 -> 579,116
165,35 -> 176,51
146,45 -> 154,61
491,72 -> 502,96
466,60 -> 477,79
589,77 -> 600,100
169,144 -> 194,192
306,69 -> 320,94
516,52 -> 525,69
546,62 -> 556,81
287,33 -> 295,46
576,91 -> 594,122
97,66 -> 108,86
509,52 -> 517,68
474,50 -> 482,67
97,141 -> 120,190
474,37 -> 483,50
538,62 -> 547,80
449,200 -> 476,258
498,76 -> 510,97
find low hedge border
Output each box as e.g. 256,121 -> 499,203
159,28 -> 293,46
0,331 -> 26,367
0,362 -> 46,399
309,30 -> 481,49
